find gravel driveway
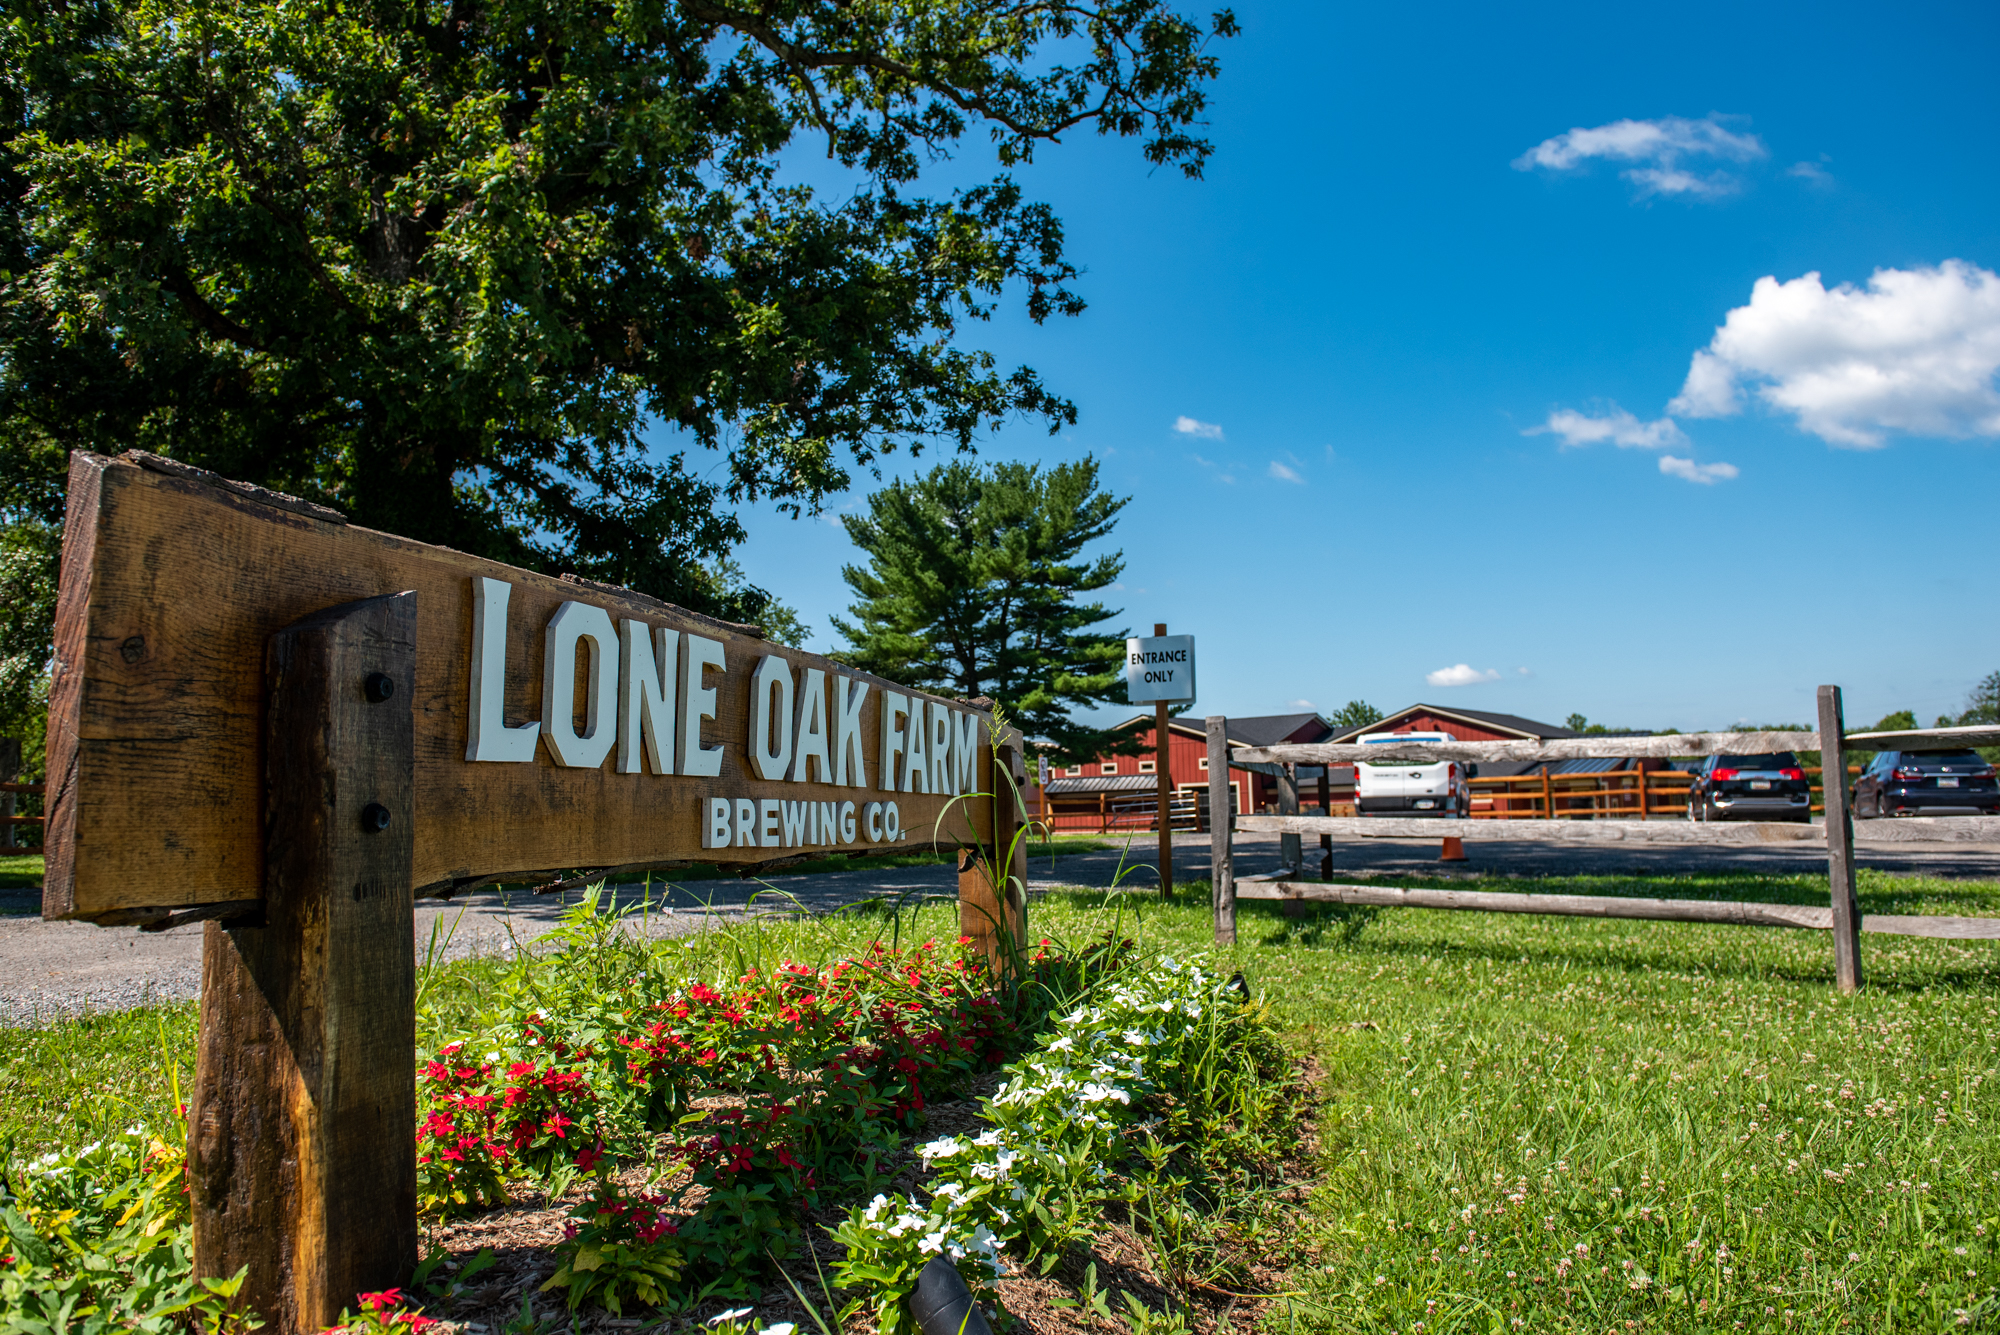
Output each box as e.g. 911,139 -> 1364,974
5,829 -> 1996,1026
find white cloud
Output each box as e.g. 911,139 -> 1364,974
1668,261 -> 2000,447
1426,664 -> 1502,688
1173,416 -> 1224,440
1526,405 -> 1686,449
1786,160 -> 1834,186
1516,667 -> 1532,676
1514,115 -> 1766,199
1268,460 -> 1304,483
1658,455 -> 1740,484
1288,698 -> 1315,709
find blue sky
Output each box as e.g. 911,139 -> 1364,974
707,0 -> 2000,734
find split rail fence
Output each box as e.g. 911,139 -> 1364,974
1,779 -> 42,849
1199,689 -> 2000,993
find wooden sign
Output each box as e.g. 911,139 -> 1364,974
44,451 -> 998,922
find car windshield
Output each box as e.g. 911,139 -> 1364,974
1719,753 -> 1798,770
1903,750 -> 1985,766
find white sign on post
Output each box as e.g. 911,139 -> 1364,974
1126,634 -> 1196,704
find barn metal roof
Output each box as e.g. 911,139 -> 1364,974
1328,703 -> 1580,744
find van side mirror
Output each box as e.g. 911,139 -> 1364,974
1465,763 -> 1479,778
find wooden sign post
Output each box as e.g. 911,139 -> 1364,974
1124,626 -> 1195,899
45,451 -> 1009,1331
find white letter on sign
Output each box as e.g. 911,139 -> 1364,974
705,797 -> 732,848
840,800 -> 857,843
749,655 -> 795,781
952,711 -> 979,795
680,636 -> 727,777
466,577 -> 540,763
617,621 -> 677,775
880,693 -> 909,792
542,601 -> 618,769
863,801 -> 884,842
903,703 -> 929,794
928,701 -> 954,795
791,668 -> 832,783
832,676 -> 869,787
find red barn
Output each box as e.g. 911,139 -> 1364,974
1034,712 -> 1337,831
1328,703 -> 1577,744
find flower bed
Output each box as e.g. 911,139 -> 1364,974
2,896 -> 1306,1333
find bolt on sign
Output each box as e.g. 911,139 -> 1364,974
43,451 -> 1024,1333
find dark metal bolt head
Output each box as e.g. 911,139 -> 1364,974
360,803 -> 392,833
363,672 -> 396,703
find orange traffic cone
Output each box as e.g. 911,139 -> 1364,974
1439,836 -> 1466,862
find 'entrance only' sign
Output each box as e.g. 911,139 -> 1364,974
1125,634 -> 1196,705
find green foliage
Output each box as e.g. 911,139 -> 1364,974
1869,708 -> 1918,732
707,557 -> 810,649
833,456 -> 1131,763
2,0 -> 1234,615
1330,701 -> 1384,731
0,519 -> 55,779
540,1183 -> 685,1317
0,1128 -> 259,1334
1945,671 -> 2000,727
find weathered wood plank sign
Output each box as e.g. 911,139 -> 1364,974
47,451 -> 1000,923
45,450 -> 1024,1334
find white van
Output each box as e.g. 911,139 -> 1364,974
1354,731 -> 1471,817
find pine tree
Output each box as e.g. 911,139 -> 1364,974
832,458 -> 1129,763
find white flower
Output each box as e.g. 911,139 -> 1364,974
919,1230 -> 947,1255
972,1128 -> 1004,1147
920,1137 -> 965,1160
863,1194 -> 891,1222
708,1308 -> 754,1326
758,1325 -> 797,1335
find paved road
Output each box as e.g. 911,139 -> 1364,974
5,830 -> 1996,1025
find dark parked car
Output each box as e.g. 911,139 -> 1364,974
1851,749 -> 2000,818
1686,752 -> 1813,823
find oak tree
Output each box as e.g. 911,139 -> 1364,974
1,0 -> 1237,618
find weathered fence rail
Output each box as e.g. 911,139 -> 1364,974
1207,697 -> 2000,991
1231,876 -> 2000,939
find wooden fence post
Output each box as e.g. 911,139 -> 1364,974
1817,684 -> 1863,993
0,737 -> 16,850
1317,768 -> 1332,878
1205,716 -> 1234,945
961,736 -> 1028,970
190,592 -> 418,1334
1277,763 -> 1301,868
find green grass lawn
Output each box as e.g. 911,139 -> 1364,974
5,865 -> 1995,1332
0,851 -> 42,888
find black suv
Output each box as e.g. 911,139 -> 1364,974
1851,749 -> 2000,818
1687,752 -> 1812,823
